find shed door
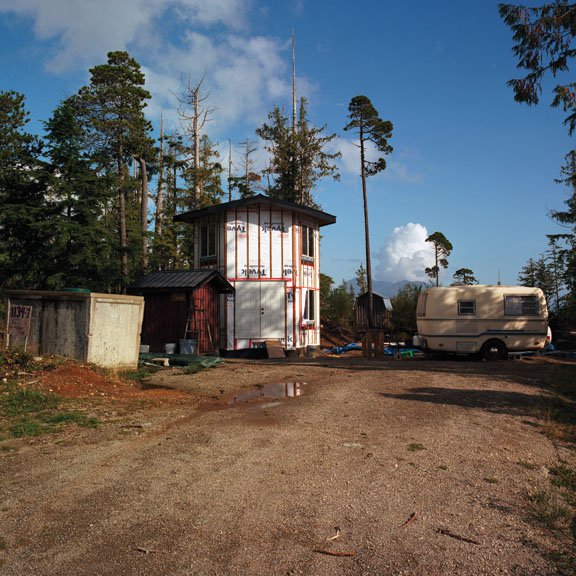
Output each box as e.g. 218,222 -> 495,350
236,282 -> 285,339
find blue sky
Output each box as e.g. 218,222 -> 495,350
0,0 -> 572,289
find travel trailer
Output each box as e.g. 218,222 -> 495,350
414,285 -> 550,359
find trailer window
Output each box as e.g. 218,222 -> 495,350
458,300 -> 476,315
416,292 -> 427,317
504,295 -> 539,316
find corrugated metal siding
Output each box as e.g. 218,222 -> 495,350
131,270 -> 215,290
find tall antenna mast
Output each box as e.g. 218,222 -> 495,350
228,139 -> 232,202
292,29 -> 297,138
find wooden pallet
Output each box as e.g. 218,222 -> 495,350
265,339 -> 286,359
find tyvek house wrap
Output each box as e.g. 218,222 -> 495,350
224,207 -> 319,351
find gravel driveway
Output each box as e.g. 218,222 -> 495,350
1,356 -> 573,575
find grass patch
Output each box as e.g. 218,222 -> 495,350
518,460 -> 539,470
182,364 -> 204,375
550,464 -> 576,498
2,384 -> 60,416
528,489 -> 572,529
541,365 -> 576,443
121,365 -> 161,381
0,381 -> 99,439
407,443 -> 426,452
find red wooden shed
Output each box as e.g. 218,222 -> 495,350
130,270 -> 234,354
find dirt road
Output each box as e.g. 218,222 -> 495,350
1,356 -> 573,575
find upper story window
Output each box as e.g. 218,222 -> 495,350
301,224 -> 315,262
458,300 -> 476,315
504,295 -> 539,316
200,223 -> 216,264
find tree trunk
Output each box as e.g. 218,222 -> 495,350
137,156 -> 149,272
155,113 -> 165,243
117,152 -> 128,293
359,123 -> 373,328
193,89 -> 200,207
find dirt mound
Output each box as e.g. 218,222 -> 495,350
32,360 -> 189,404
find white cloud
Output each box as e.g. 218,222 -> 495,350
374,223 -> 434,283
0,0 -> 248,72
336,137 -> 423,183
0,0 -> 295,134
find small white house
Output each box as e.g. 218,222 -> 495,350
174,194 -> 336,354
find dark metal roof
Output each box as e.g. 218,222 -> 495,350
173,193 -> 336,227
130,270 -> 234,293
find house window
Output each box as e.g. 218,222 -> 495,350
301,225 -> 315,261
303,289 -> 316,322
458,300 -> 476,315
200,223 -> 216,263
504,295 -> 539,316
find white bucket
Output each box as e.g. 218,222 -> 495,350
164,343 -> 177,355
139,344 -> 150,354
179,339 -> 196,355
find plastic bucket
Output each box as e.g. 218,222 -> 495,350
164,343 -> 177,355
179,339 -> 196,355
139,344 -> 150,354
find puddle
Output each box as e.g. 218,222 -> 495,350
227,382 -> 305,406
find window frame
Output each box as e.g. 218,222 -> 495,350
301,224 -> 315,262
199,222 -> 217,264
504,294 -> 539,316
458,300 -> 476,316
303,289 -> 316,322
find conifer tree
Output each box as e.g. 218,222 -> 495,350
43,98 -> 115,290
452,268 -> 478,285
257,97 -> 340,207
344,95 -> 393,327
425,232 -> 453,286
75,51 -> 152,290
0,91 -> 49,289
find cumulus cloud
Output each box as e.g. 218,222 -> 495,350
0,0 -> 248,71
374,223 -> 434,283
0,0 -> 294,135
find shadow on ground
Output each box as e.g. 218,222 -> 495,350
378,386 -> 541,417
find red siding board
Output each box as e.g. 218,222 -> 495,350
140,285 -> 220,354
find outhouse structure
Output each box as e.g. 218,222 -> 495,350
174,194 -> 336,354
130,270 -> 234,354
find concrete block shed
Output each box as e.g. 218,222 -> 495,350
130,270 -> 234,354
5,290 -> 144,368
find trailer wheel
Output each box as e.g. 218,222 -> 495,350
481,339 -> 508,361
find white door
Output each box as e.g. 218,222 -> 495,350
236,282 -> 285,339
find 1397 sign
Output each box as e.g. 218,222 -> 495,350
8,305 -> 33,340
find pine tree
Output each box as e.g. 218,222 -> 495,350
0,91 -> 50,289
75,51 -> 152,290
452,268 -> 478,285
42,98 -> 115,290
500,2 -> 576,135
344,95 -> 393,327
425,232 -> 453,286
355,263 -> 367,295
257,98 -> 340,207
